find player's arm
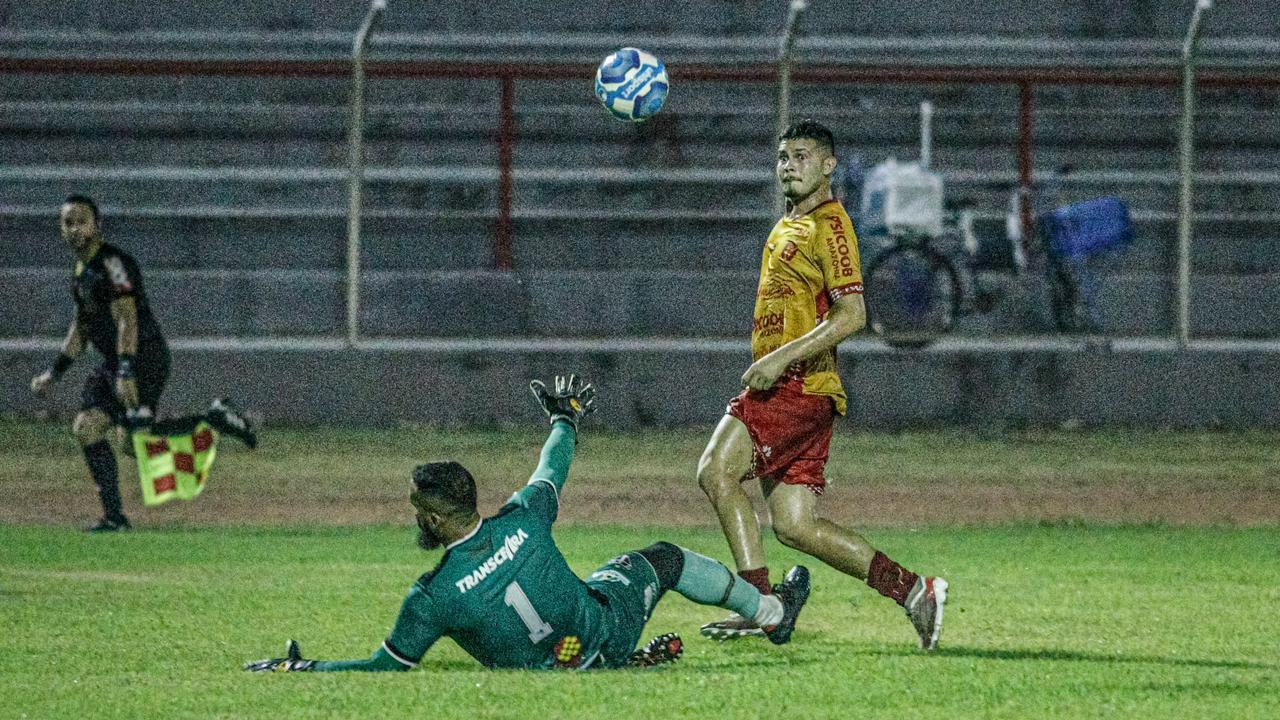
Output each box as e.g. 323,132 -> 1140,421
742,294 -> 865,390
31,316 -> 86,396
529,419 -> 577,496
110,295 -> 141,411
245,584 -> 441,673
526,375 -> 597,495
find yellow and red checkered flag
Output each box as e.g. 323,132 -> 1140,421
133,422 -> 219,506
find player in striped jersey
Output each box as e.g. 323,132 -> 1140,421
697,121 -> 949,650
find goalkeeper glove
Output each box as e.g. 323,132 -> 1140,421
529,374 -> 596,429
244,640 -> 316,673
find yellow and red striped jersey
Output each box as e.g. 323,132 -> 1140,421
750,199 -> 863,415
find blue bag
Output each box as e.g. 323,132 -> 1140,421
1043,197 -> 1135,259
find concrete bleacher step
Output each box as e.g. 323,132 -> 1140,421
15,116 -> 1274,175
920,271 -> 1280,338
4,0 -> 1279,39
8,162 -> 1278,218
5,87 -> 1276,147
4,267 -> 1276,340
3,204 -> 1275,274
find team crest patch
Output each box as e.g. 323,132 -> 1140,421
553,635 -> 584,668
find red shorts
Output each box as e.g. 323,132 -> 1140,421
725,377 -> 835,494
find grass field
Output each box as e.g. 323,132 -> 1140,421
2,422 -> 1279,718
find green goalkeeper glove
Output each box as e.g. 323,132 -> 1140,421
529,374 -> 596,429
244,640 -> 316,672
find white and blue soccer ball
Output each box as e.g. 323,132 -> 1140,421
594,47 -> 669,122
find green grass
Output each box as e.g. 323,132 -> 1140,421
5,419 -> 1279,491
2,524 -> 1277,719
2,421 -> 1278,717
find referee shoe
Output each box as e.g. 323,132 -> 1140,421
86,515 -> 131,533
208,398 -> 259,449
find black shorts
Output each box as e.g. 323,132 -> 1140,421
80,350 -> 171,426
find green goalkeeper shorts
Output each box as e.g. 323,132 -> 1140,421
585,551 -> 663,668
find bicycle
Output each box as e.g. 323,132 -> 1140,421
862,205 -> 998,349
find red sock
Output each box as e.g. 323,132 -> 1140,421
738,567 -> 772,595
866,551 -> 919,606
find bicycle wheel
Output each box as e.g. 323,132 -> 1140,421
864,246 -> 962,349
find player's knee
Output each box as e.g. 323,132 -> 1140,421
636,542 -> 684,592
771,512 -> 815,551
696,457 -> 735,501
72,411 -> 109,446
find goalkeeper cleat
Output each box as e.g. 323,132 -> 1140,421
700,613 -> 766,641
904,576 -> 948,651
763,565 -> 811,645
627,633 -> 683,668
208,397 -> 259,449
86,515 -> 131,533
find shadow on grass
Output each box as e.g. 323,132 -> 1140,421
934,645 -> 1274,671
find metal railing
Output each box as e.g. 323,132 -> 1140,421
346,0 -> 386,345
1178,0 -> 1214,347
774,0 -> 808,216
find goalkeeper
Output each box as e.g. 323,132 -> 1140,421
245,375 -> 811,672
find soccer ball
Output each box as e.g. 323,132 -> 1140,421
594,47 -> 669,122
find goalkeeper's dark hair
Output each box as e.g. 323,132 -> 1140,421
780,119 -> 835,156
64,194 -> 101,223
412,461 -> 478,516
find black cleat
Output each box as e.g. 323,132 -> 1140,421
86,516 -> 131,533
627,632 -> 683,668
207,398 -> 258,449
763,565 -> 811,645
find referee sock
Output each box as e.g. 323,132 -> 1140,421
83,440 -> 124,520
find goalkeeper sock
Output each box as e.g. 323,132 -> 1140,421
83,440 -> 123,520
672,547 -> 781,625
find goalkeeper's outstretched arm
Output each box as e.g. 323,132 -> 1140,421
526,374 -> 597,495
244,642 -> 410,673
528,419 -> 577,495
246,586 -> 441,673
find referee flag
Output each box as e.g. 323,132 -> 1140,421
133,422 -> 219,506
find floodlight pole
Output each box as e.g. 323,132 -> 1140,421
346,0 -> 386,347
774,0 -> 809,217
1177,0 -> 1212,347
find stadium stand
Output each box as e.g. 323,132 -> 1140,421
1,2 -> 1277,427
2,66 -> 1277,338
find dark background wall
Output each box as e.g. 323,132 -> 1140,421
3,0 -> 1278,38
2,1 -> 1277,429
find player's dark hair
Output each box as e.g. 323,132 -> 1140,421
64,194 -> 101,223
780,119 -> 836,156
412,461 -> 478,516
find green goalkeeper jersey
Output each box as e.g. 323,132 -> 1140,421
313,422 -> 614,671
386,480 -> 610,669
